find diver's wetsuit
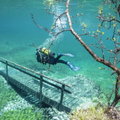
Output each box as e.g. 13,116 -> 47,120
36,49 -> 79,71
47,54 -> 67,65
36,51 -> 66,64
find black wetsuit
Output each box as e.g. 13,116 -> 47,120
36,51 -> 67,65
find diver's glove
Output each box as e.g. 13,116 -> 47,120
67,62 -> 80,71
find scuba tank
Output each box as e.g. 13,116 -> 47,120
36,47 -> 52,64
40,47 -> 51,55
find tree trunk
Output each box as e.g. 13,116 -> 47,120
111,97 -> 120,107
111,75 -> 120,107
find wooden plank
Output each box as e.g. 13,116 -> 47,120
39,76 -> 43,102
41,95 -> 71,112
6,61 -> 9,81
58,84 -> 65,110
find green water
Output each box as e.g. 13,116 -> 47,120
0,0 -> 118,116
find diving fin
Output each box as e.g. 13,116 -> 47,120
67,62 -> 80,71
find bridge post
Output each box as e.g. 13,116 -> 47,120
58,84 -> 65,110
39,76 -> 43,102
6,61 -> 9,81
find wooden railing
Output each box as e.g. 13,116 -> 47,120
0,57 -> 71,111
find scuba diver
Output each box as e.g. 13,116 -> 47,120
36,47 -> 79,71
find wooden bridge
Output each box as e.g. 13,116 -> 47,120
0,57 -> 73,112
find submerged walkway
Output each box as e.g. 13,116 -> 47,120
0,58 -> 73,112
0,58 -> 98,112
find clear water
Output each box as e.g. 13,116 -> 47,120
0,0 -> 118,109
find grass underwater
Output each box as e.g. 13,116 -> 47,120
0,107 -> 43,120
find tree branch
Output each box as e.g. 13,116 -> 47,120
65,0 -> 120,74
31,13 -> 55,35
54,29 -> 70,36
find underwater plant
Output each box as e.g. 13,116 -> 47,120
0,107 -> 43,120
0,77 -> 17,110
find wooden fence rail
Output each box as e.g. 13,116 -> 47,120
0,57 -> 72,111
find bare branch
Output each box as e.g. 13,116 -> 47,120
54,29 -> 70,36
31,13 -> 54,35
50,12 -> 67,31
98,16 -> 120,23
